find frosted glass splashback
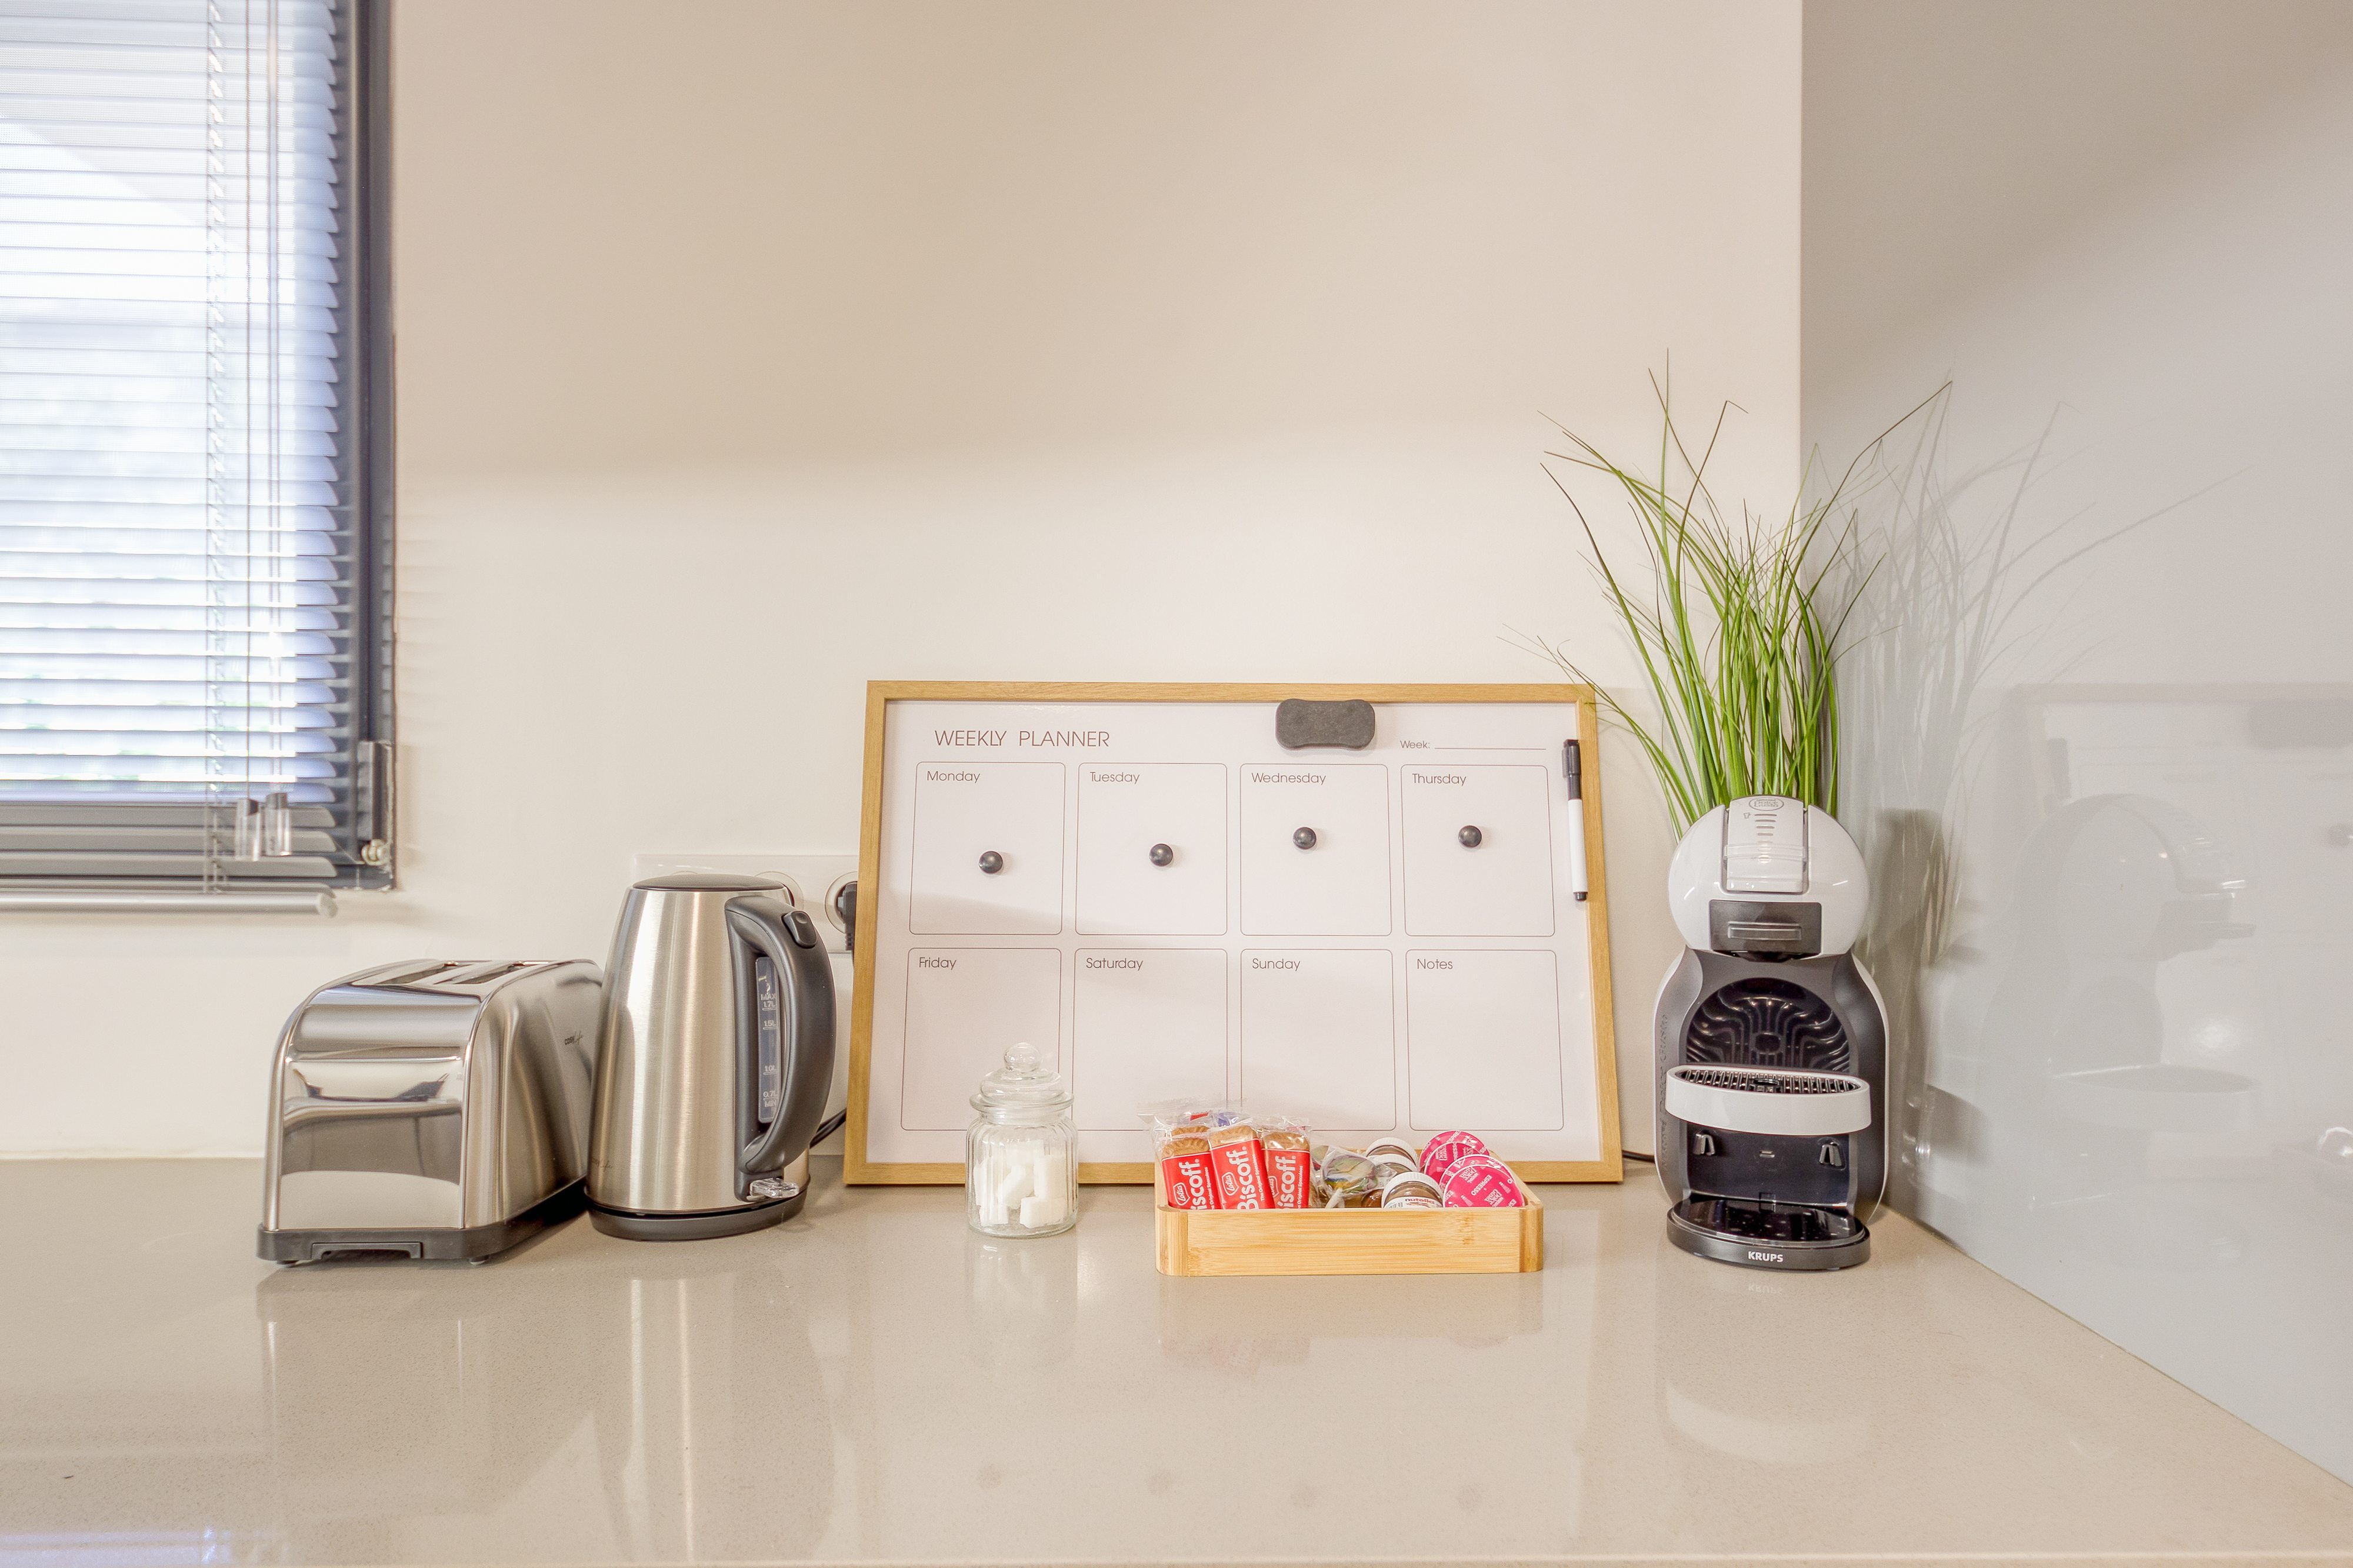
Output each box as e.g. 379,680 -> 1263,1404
1805,0 -> 2353,1482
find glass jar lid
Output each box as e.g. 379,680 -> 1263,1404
971,1041 -> 1071,1113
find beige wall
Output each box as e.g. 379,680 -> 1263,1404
1,0 -> 1801,1156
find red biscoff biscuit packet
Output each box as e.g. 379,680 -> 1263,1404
1144,1102 -> 1216,1210
1437,1152 -> 1523,1208
1261,1115 -> 1313,1209
1205,1108 -> 1271,1209
1420,1130 -> 1491,1184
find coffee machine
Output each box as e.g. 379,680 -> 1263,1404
1654,796 -> 1885,1270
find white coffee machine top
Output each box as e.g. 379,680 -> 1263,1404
1666,796 -> 1870,958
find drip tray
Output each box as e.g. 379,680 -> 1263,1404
1668,1196 -> 1870,1271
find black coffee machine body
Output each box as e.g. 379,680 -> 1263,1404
1655,796 -> 1885,1271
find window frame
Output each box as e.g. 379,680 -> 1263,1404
347,0 -> 396,892
0,0 -> 396,899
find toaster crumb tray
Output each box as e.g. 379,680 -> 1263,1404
259,1179 -> 585,1265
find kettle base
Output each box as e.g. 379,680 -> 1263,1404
588,1190 -> 804,1242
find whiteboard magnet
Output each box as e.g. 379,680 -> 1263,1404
1275,698 -> 1375,750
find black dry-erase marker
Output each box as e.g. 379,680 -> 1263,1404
1564,739 -> 1588,901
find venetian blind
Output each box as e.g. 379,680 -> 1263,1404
0,0 -> 383,888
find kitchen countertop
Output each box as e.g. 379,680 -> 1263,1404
5,1160 -> 2350,1567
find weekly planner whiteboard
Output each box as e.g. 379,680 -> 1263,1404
845,683 -> 1622,1183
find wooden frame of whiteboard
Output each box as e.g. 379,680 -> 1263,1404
845,682 -> 1622,1186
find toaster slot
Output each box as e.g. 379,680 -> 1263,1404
368,959 -> 472,989
442,960 -> 536,987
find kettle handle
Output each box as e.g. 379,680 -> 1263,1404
725,895 -> 836,1196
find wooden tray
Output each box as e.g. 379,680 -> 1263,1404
1154,1178 -> 1544,1276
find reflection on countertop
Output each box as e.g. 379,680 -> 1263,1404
2,1159 -> 2348,1566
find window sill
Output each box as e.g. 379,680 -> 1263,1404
0,890 -> 338,916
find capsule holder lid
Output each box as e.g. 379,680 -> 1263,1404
1662,1063 -> 1871,1137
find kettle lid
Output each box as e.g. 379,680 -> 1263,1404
633,871 -> 787,892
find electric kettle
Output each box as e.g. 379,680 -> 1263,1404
588,873 -> 834,1239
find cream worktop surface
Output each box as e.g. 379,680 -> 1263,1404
4,1160 -> 2349,1567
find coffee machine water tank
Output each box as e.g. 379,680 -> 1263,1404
1665,796 -> 1871,960
1654,798 -> 1887,1270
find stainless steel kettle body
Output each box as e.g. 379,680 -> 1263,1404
588,873 -> 835,1240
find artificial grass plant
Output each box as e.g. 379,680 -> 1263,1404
1521,371 -> 1939,834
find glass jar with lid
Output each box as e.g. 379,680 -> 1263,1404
967,1042 -> 1078,1237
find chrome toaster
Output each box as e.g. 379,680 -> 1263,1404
259,959 -> 604,1264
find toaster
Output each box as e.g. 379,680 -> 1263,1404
259,959 -> 604,1263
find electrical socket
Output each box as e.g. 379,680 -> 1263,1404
628,852 -> 859,954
